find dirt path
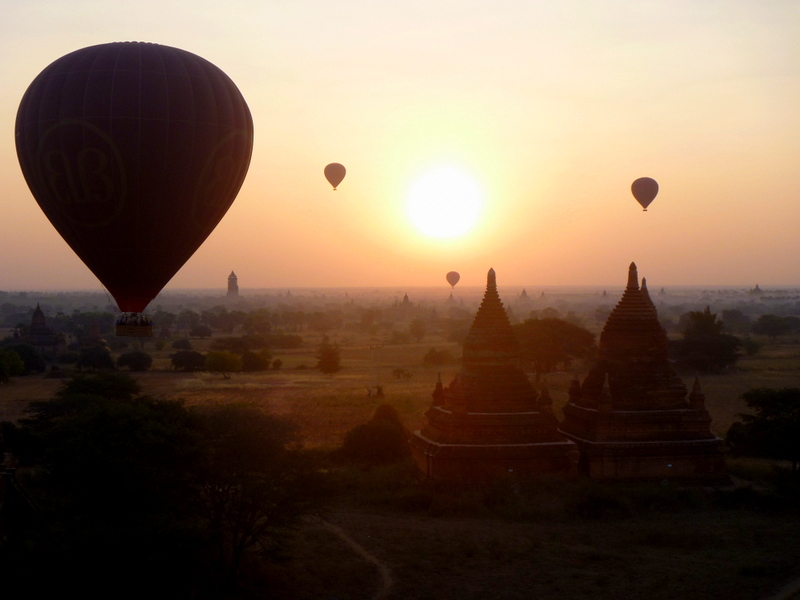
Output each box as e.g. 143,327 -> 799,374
316,517 -> 394,600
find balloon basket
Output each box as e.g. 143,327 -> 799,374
116,313 -> 153,337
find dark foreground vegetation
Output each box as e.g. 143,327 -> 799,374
0,373 -> 327,597
2,373 -> 800,599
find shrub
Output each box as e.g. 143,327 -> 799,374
422,347 -> 452,366
338,404 -> 410,466
172,338 -> 192,351
117,350 -> 153,372
170,351 -> 206,372
241,350 -> 272,372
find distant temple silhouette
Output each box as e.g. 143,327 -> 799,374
227,271 -> 239,298
14,304 -> 64,356
559,263 -> 726,482
411,269 -> 577,483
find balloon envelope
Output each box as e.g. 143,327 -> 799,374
15,42 -> 254,312
324,163 -> 346,190
446,271 -> 460,288
631,177 -> 659,211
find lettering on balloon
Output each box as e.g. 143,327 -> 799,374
36,120 -> 127,227
191,130 -> 252,231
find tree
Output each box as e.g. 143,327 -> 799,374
0,343 -> 46,374
0,347 -> 25,383
193,404 -> 325,581
241,349 -> 272,372
338,404 -> 410,466
751,314 -> 792,338
76,346 -> 114,371
422,347 -> 452,366
189,324 -> 212,338
408,318 -> 426,342
172,338 -> 192,350
514,318 -> 595,381
205,351 -> 242,379
674,307 -> 740,372
315,336 -> 341,375
726,388 -> 800,475
58,371 -> 141,400
117,350 -> 153,372
171,350 -> 206,372
0,378 -> 326,593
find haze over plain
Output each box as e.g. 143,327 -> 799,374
1,1 -> 799,290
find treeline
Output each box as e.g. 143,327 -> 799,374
0,372 -> 328,595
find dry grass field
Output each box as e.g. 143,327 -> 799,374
2,332 -> 800,599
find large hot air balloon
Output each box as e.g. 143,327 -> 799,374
15,42 -> 253,336
446,271 -> 460,288
631,177 -> 659,211
324,163 -> 346,190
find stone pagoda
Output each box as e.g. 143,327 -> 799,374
227,271 -> 239,298
16,304 -> 65,356
559,263 -> 726,482
411,269 -> 577,484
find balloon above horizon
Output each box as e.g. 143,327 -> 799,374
15,42 -> 254,313
631,177 -> 659,211
446,271 -> 460,288
324,163 -> 346,190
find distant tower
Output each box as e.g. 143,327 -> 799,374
227,271 -> 239,298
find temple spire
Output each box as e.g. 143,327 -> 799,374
627,262 -> 639,291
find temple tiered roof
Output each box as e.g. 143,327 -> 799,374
411,269 -> 577,483
559,263 -> 726,482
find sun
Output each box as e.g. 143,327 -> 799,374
405,165 -> 484,239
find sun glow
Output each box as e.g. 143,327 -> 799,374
405,165 -> 484,239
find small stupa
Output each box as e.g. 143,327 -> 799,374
411,269 -> 577,483
559,263 -> 726,482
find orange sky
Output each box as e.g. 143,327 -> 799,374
1,1 -> 799,292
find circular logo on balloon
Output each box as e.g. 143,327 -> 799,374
191,129 -> 253,231
35,119 -> 127,227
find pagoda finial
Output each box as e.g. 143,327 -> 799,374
689,376 -> 705,408
627,262 -> 639,291
487,268 -> 496,291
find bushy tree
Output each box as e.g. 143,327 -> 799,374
675,307 -> 740,372
315,336 -> 341,375
338,404 -> 410,466
172,338 -> 192,350
76,346 -> 114,371
206,351 -> 242,379
422,347 -> 452,366
751,314 -> 799,338
117,350 -> 153,372
0,347 -> 25,383
171,350 -> 206,372
409,318 -> 426,342
0,376 -> 325,593
241,349 -> 272,372
193,404 -> 325,580
1,343 -> 46,375
189,324 -> 213,339
57,371 -> 141,401
726,388 -> 800,475
514,318 -> 595,381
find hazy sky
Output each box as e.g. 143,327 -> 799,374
2,0 -> 799,291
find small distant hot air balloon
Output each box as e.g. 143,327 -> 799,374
324,163 -> 346,190
15,42 -> 254,336
631,177 -> 659,211
446,271 -> 460,288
